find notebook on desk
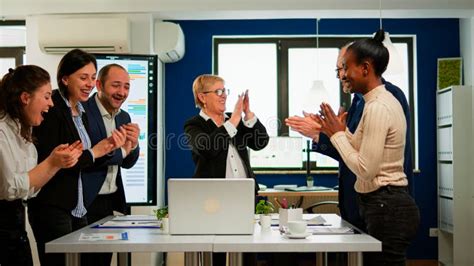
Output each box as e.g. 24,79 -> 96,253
284,186 -> 332,192
168,178 -> 255,235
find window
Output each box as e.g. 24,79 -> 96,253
214,36 -> 415,170
0,22 -> 26,72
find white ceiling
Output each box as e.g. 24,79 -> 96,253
1,0 -> 474,20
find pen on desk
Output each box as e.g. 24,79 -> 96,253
274,197 -> 283,208
281,198 -> 288,209
131,221 -> 157,225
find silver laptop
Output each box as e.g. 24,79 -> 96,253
168,178 -> 255,235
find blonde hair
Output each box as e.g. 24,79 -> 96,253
192,74 -> 224,108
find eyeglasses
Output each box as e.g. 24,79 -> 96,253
335,67 -> 343,78
202,88 -> 230,96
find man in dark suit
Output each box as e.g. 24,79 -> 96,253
286,44 -> 414,232
82,64 -> 140,266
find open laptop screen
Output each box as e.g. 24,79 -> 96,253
168,178 -> 255,235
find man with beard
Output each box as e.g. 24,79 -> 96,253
82,64 -> 140,266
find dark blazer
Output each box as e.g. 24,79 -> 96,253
184,113 -> 269,192
314,79 -> 414,230
30,89 -> 96,211
82,93 -> 140,214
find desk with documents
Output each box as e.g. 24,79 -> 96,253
46,214 -> 380,266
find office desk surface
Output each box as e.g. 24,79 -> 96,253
46,217 -> 214,253
213,214 -> 380,253
46,214 -> 379,253
45,214 -> 380,266
258,188 -> 338,197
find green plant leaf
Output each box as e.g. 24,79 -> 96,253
255,199 -> 274,215
154,206 -> 168,220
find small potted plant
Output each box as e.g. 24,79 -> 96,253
255,199 -> 274,229
154,206 -> 169,233
306,175 -> 314,188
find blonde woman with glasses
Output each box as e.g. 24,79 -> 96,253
184,74 -> 269,266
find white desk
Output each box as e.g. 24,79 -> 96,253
46,214 -> 380,266
45,217 -> 213,266
214,214 -> 380,266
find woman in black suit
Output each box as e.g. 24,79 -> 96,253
28,49 -> 126,266
184,74 -> 269,182
184,74 -> 269,265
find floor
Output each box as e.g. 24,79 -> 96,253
166,252 -> 438,266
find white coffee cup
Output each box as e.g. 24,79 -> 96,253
287,220 -> 307,235
279,208 -> 303,229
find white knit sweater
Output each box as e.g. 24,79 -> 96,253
330,85 -> 408,193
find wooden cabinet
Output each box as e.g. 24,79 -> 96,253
436,86 -> 473,265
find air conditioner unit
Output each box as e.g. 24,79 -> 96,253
154,22 -> 185,63
38,16 -> 130,54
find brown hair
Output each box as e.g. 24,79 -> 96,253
57,49 -> 97,99
0,65 -> 51,141
98,63 -> 127,85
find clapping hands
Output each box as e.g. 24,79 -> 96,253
230,90 -> 254,127
285,111 -> 322,142
316,103 -> 347,137
92,123 -> 140,158
49,140 -> 83,169
285,103 -> 348,140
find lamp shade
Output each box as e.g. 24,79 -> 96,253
305,80 -> 329,109
381,31 -> 404,75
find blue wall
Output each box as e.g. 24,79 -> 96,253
164,18 -> 460,259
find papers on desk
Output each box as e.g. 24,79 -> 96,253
273,184 -> 298,190
284,186 -> 332,192
310,227 -> 354,235
112,215 -> 157,221
305,215 -> 329,226
79,232 -> 128,241
92,215 -> 160,229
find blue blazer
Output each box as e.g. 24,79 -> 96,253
313,79 -> 414,230
82,93 -> 140,213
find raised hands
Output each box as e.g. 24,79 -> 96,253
229,90 -> 255,127
123,123 -> 140,148
242,90 -> 254,121
317,103 -> 347,137
285,111 -> 322,141
229,93 -> 244,127
92,124 -> 140,158
91,128 -> 125,158
122,123 -> 140,155
47,140 -> 83,169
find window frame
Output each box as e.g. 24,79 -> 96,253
214,35 -> 416,171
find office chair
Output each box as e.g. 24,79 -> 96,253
304,201 -> 339,214
304,200 -> 344,266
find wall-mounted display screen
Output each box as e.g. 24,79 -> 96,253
94,53 -> 157,206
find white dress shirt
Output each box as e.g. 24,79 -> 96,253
0,115 -> 38,200
199,110 -> 257,179
95,95 -> 126,195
